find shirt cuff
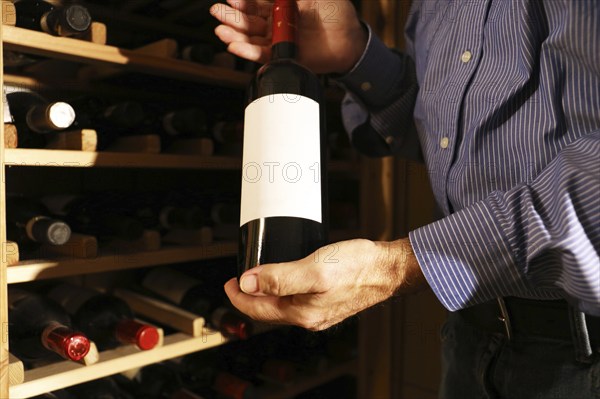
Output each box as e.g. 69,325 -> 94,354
408,199 -> 532,311
335,23 -> 406,109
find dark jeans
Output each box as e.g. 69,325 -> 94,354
439,311 -> 600,399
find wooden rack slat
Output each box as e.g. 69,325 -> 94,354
6,242 -> 237,284
3,26 -> 250,89
4,149 -> 360,173
9,332 -> 226,399
4,149 -> 241,170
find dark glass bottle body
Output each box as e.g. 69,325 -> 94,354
6,194 -> 72,252
70,97 -> 146,150
41,194 -> 144,241
238,41 -> 328,278
15,0 -> 91,37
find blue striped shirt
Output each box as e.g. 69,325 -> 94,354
338,0 -> 600,315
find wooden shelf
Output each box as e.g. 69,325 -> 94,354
9,332 -> 227,399
258,360 -> 358,399
3,149 -> 360,173
3,26 -> 251,89
6,242 -> 237,284
4,149 -> 241,170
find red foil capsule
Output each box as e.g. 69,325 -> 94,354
272,0 -> 298,45
42,323 -> 90,361
115,319 -> 160,350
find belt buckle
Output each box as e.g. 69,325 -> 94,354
497,298 -> 513,340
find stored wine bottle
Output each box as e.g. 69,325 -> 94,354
133,363 -> 184,399
141,268 -> 251,339
6,194 -> 72,252
8,287 -> 90,363
41,194 -> 144,241
70,97 -> 146,150
42,282 -> 160,351
181,43 -> 215,65
211,120 -> 243,156
66,376 -> 135,399
154,107 -> 210,150
238,0 -> 328,278
15,0 -> 92,37
6,90 -> 76,148
161,107 -> 208,137
183,351 -> 258,399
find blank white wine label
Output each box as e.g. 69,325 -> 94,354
241,94 -> 322,226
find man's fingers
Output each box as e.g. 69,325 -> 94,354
214,25 -> 271,47
224,278 -> 319,327
239,262 -> 330,297
227,41 -> 270,63
224,278 -> 290,322
210,3 -> 269,36
225,0 -> 272,18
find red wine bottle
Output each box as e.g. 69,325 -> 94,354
6,194 -> 72,252
238,0 -> 327,279
40,194 -> 144,241
8,287 -> 90,363
43,282 -> 159,351
14,0 -> 92,37
6,90 -> 76,148
141,268 -> 251,339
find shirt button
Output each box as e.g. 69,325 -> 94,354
440,137 -> 450,149
361,82 -> 372,91
461,50 -> 472,63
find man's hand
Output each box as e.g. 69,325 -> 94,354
210,0 -> 368,74
224,238 -> 427,331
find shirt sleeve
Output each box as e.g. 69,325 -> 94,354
409,132 -> 600,316
334,24 -> 421,160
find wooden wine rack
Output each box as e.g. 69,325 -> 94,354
0,7 -> 368,399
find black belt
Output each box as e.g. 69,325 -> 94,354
459,297 -> 600,346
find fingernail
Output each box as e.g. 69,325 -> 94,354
240,274 -> 259,294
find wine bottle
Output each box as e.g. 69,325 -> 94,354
14,0 -> 92,37
70,97 -> 146,150
8,287 -> 90,363
211,120 -> 243,156
6,194 -> 72,252
238,0 -> 328,279
183,351 -> 258,399
161,107 -> 208,138
6,90 -> 76,148
43,282 -> 160,351
40,193 -> 144,241
181,43 -> 215,65
133,363 -> 184,399
141,268 -> 251,339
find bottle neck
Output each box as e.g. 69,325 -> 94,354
271,42 -> 297,61
41,322 -> 90,361
114,319 -> 160,350
271,0 -> 298,61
